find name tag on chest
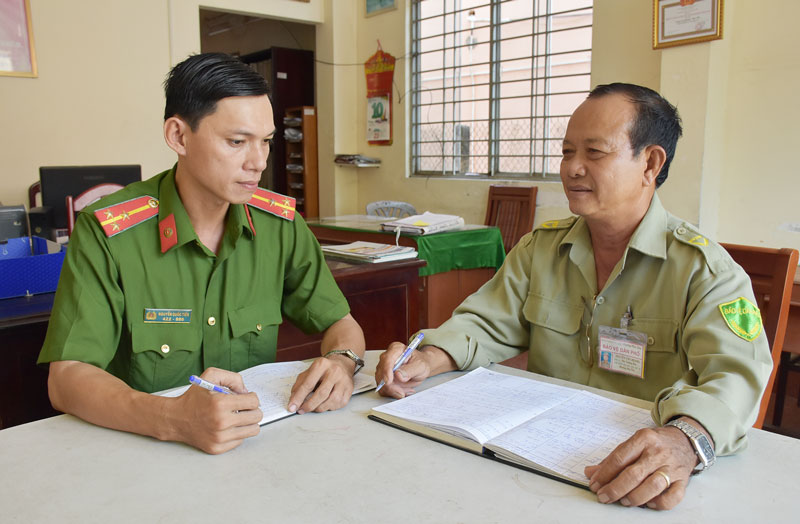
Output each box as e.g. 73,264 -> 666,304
597,325 -> 647,378
144,308 -> 192,324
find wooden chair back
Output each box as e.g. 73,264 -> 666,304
66,183 -> 124,235
484,185 -> 537,253
721,243 -> 799,429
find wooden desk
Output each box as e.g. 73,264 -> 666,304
308,216 -> 505,328
1,352 -> 797,522
0,258 -> 424,429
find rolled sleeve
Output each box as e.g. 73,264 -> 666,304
423,235 -> 534,370
653,268 -> 773,455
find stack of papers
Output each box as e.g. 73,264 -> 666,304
321,241 -> 418,263
380,212 -> 465,235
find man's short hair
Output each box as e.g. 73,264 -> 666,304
164,53 -> 270,130
587,83 -> 682,188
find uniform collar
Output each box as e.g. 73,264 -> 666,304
157,166 -> 254,254
627,192 -> 668,260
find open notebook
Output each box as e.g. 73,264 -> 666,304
370,367 -> 654,487
159,361 -> 376,426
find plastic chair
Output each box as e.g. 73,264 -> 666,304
720,243 -> 799,429
366,200 -> 417,218
66,183 -> 125,235
484,185 -> 538,253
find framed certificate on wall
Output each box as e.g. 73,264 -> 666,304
653,0 -> 724,50
0,0 -> 37,77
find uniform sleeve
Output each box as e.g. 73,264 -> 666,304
422,234 -> 534,370
38,211 -> 125,369
652,265 -> 773,455
280,215 -> 350,334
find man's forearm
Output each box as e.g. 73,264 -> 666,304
48,360 -> 176,441
320,313 -> 366,358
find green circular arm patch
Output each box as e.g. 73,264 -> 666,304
718,297 -> 763,342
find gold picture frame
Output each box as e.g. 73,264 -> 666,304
0,0 -> 37,77
653,0 -> 723,50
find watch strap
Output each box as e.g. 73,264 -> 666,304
323,349 -> 365,375
665,419 -> 715,473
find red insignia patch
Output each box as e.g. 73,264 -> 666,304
94,196 -> 159,237
159,214 -> 178,253
247,189 -> 296,221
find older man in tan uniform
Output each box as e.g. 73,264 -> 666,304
375,83 -> 771,510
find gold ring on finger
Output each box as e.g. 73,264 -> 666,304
656,470 -> 671,490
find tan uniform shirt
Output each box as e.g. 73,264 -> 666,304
422,194 -> 771,455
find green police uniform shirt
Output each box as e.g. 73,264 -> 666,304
38,167 -> 350,393
421,193 -> 772,455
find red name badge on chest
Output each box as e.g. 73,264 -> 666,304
597,325 -> 648,378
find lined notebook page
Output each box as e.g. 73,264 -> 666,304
372,368 -> 580,444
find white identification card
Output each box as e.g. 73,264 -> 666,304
597,325 -> 648,378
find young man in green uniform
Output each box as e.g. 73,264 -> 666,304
38,53 -> 366,454
375,84 -> 772,510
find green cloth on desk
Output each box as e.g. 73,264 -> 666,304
413,228 -> 505,276
313,222 -> 505,277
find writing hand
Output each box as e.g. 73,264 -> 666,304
172,367 -> 262,454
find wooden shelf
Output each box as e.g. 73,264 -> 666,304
284,106 -> 318,217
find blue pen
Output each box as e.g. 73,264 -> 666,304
376,332 -> 425,392
189,375 -> 233,394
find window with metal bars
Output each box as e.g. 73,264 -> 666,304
410,0 -> 592,179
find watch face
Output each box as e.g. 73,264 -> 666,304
697,436 -> 715,462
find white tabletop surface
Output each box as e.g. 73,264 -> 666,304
1,351 -> 797,523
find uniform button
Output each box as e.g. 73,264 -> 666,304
647,336 -> 655,345
256,323 -> 263,331
677,227 -> 687,235
207,316 -> 216,326
161,344 -> 170,353
596,296 -> 605,305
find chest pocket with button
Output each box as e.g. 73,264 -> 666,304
130,323 -> 203,393
628,317 -> 684,379
523,293 -> 583,336
229,303 -> 283,368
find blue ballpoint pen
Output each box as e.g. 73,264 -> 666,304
375,332 -> 425,392
189,375 -> 233,394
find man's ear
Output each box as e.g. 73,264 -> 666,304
642,145 -> 667,187
164,116 -> 190,156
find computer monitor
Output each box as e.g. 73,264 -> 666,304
39,165 -> 142,229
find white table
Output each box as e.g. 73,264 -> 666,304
1,352 -> 797,523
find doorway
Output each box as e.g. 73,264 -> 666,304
199,10 -> 316,195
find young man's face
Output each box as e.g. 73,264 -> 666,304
178,94 -> 274,206
559,93 -> 654,225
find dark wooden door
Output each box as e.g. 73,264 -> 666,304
269,47 -> 315,195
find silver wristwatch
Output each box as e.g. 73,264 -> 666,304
666,419 -> 716,473
323,349 -> 365,375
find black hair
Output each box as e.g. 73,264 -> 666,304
163,52 -> 270,130
587,83 -> 682,187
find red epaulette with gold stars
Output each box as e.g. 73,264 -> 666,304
93,195 -> 159,237
247,188 -> 296,221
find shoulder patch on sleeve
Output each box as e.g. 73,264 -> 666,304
719,297 -> 763,341
93,196 -> 159,237
247,188 -> 296,221
535,216 -> 576,231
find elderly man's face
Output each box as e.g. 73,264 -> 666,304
560,94 -> 653,225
